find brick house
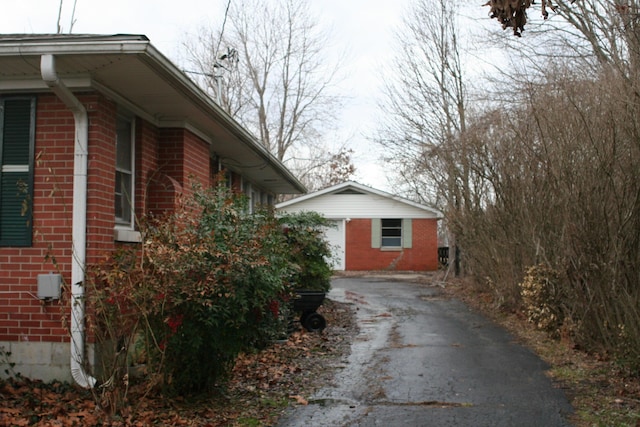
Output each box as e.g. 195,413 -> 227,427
276,181 -> 442,271
0,34 -> 304,386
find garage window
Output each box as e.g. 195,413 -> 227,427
381,219 -> 402,247
371,218 -> 412,249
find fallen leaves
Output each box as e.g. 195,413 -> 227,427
0,299 -> 358,426
289,395 -> 308,405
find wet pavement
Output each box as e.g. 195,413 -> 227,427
277,276 -> 574,427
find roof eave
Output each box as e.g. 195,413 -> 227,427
0,34 -> 306,195
276,181 -> 443,218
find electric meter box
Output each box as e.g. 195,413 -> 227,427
37,273 -> 62,300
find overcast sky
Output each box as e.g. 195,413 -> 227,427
1,1 -> 504,193
0,0 -> 427,191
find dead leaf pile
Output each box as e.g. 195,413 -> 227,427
0,299 -> 358,426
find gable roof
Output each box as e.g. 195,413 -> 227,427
276,181 -> 443,218
0,34 -> 305,194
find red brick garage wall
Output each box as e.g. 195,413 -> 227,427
345,218 -> 439,271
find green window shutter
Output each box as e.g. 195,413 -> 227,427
0,171 -> 31,245
0,98 -> 35,247
371,218 -> 381,248
402,218 -> 412,248
3,100 -> 32,165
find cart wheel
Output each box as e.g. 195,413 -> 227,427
303,313 -> 326,332
299,311 -> 312,325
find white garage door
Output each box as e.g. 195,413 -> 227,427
323,220 -> 345,270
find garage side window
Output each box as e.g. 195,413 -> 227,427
381,218 -> 402,248
0,97 -> 35,247
372,218 -> 412,249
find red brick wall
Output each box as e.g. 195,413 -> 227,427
183,131 -> 210,188
137,119 -> 160,218
0,93 -> 213,345
86,95 -> 117,259
158,128 -> 210,195
0,94 -> 78,344
345,218 -> 439,271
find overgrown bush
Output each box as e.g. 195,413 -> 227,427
442,68 -> 640,374
278,211 -> 334,293
85,185 -> 335,412
87,185 -> 286,400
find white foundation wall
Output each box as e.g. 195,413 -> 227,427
0,341 -> 78,382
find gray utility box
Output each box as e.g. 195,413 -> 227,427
37,273 -> 62,300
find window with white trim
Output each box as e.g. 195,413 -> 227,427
115,115 -> 135,227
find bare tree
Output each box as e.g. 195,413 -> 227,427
482,0 -> 640,81
55,0 -> 79,33
183,0 -> 343,165
395,0 -> 640,370
293,147 -> 355,191
463,67 -> 640,367
376,0 -> 469,274
541,0 -> 640,94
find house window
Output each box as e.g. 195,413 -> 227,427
0,97 -> 35,247
253,189 -> 262,209
224,170 -> 233,189
242,180 -> 255,213
115,115 -> 134,227
381,218 -> 402,248
371,218 -> 413,249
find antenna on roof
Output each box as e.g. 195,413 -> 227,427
184,1 -> 238,106
213,47 -> 238,103
212,0 -> 234,105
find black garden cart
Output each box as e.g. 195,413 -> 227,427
292,290 -> 327,332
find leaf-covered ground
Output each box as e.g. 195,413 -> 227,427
4,272 -> 639,426
0,299 -> 358,426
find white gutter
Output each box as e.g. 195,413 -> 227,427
40,54 -> 97,389
0,34 -> 304,194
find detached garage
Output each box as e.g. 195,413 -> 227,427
276,181 -> 443,271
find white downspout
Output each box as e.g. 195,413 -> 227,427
40,54 -> 97,389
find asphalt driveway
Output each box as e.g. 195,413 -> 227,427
277,276 -> 573,426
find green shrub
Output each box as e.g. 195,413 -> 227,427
86,188 -> 335,405
88,184 -> 293,398
278,211 -> 334,293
